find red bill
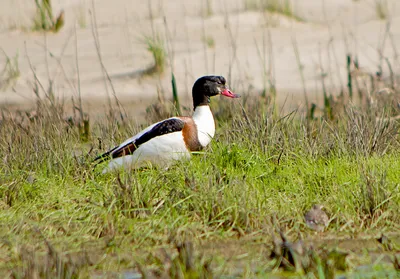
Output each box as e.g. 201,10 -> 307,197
221,88 -> 240,98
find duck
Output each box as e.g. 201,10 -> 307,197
94,75 -> 240,173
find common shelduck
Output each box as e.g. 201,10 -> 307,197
94,75 -> 239,173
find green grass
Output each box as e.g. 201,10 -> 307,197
143,34 -> 166,75
33,0 -> 64,32
245,0 -> 303,21
203,35 -> 215,48
0,95 -> 399,277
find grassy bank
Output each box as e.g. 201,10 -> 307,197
0,96 -> 399,278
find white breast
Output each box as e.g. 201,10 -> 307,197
192,106 -> 215,147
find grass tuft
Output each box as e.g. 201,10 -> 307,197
33,0 -> 65,32
375,0 -> 389,20
138,241 -> 214,278
203,35 -> 215,48
7,231 -> 90,278
143,33 -> 166,75
0,50 -> 20,90
245,0 -> 303,21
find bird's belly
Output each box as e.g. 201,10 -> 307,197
104,132 -> 190,172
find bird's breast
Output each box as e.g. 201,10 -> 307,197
192,106 -> 215,148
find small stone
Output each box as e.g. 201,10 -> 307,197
26,175 -> 35,184
304,204 -> 329,232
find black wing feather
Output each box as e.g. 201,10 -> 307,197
134,118 -> 185,147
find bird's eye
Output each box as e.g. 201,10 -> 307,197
217,81 -> 222,85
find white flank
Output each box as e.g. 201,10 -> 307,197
192,106 -> 215,148
103,131 -> 190,173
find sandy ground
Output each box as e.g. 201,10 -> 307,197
0,0 -> 399,116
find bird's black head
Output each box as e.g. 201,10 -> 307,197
192,75 -> 239,109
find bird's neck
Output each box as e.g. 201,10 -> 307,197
192,94 -> 210,108
192,105 -> 215,148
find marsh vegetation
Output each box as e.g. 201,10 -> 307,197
1,79 -> 400,277
0,0 -> 400,278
